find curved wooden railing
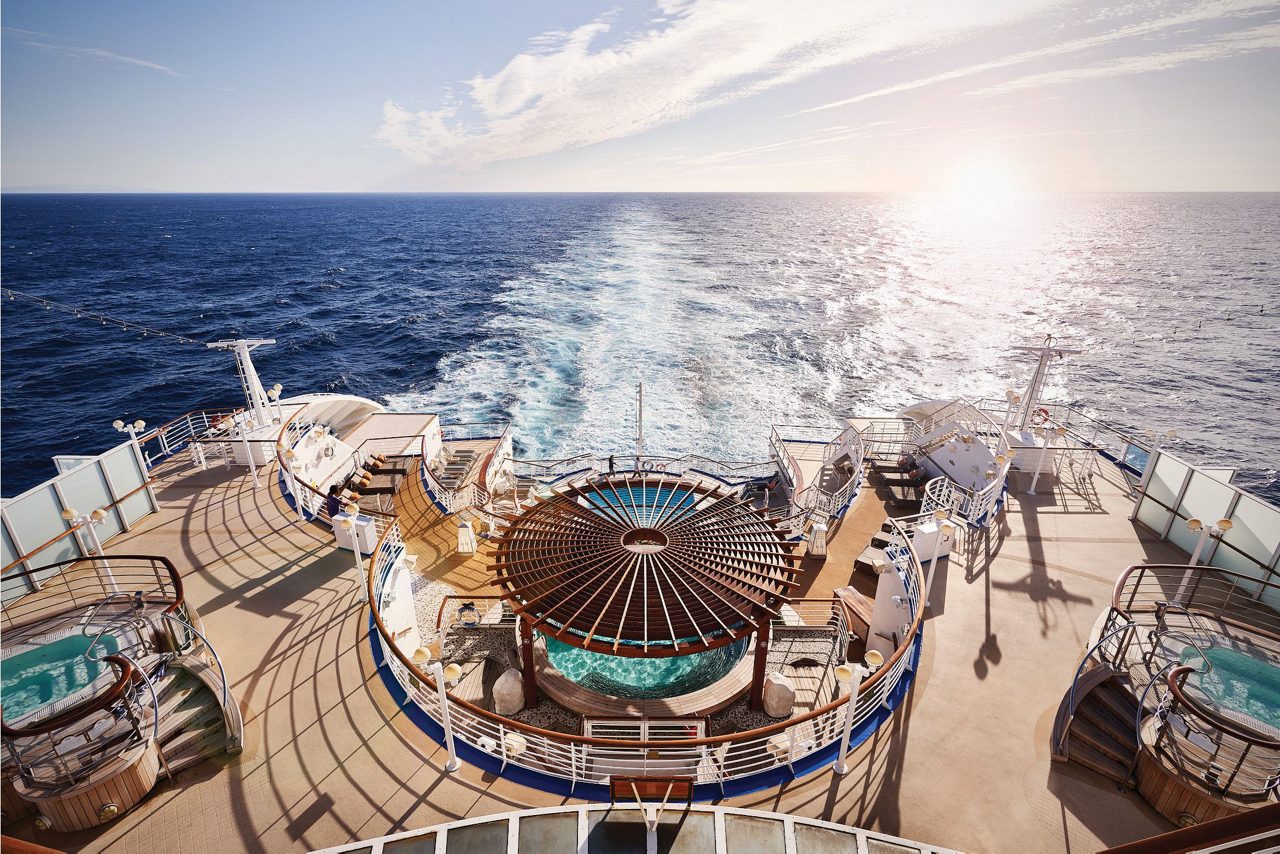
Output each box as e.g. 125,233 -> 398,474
365,504 -> 926,789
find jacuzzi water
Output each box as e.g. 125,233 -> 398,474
543,633 -> 749,700
1180,645 -> 1280,733
1,633 -> 122,723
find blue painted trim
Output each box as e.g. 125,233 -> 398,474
370,615 -> 923,802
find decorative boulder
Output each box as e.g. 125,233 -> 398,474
493,667 -> 526,716
762,671 -> 796,718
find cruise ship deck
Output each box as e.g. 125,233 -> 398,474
7,436 -> 1186,853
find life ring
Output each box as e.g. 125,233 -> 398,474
654,463 -> 666,472
1030,407 -> 1051,426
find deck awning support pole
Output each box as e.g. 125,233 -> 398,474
749,618 -> 772,710
519,616 -> 539,707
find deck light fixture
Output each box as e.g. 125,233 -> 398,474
924,509 -> 952,608
61,507 -> 118,593
113,418 -> 150,475
834,650 -> 885,775
1176,518 -> 1234,603
430,660 -> 464,771
338,516 -> 369,603
1028,425 -> 1066,496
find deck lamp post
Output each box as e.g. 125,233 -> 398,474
338,513 -> 369,603
281,448 -> 305,522
62,507 -> 117,593
1027,426 -> 1067,495
238,418 -> 261,490
114,418 -> 148,470
429,660 -> 465,771
268,383 -> 284,424
1000,389 -> 1021,433
1176,518 -> 1232,603
833,649 -> 885,775
925,509 -> 955,609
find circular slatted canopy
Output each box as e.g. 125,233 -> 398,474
490,474 -> 798,657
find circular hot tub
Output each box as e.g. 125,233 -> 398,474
542,633 -> 749,699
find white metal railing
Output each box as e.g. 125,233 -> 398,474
441,422 -> 511,442
366,512 -> 925,791
770,424 -> 866,522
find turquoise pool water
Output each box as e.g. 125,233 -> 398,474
543,633 -> 748,700
1,633 -> 121,723
1180,645 -> 1280,732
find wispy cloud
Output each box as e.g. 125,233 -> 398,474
25,41 -> 184,77
971,20 -> 1280,96
797,0 -> 1279,113
376,0 -> 1056,169
378,0 -> 1280,171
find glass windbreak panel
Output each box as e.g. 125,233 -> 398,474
446,820 -> 508,853
1259,572 -> 1280,613
1,522 -> 18,570
382,832 -> 434,854
101,445 -> 153,525
2,487 -> 82,582
794,824 -> 860,853
1135,498 -> 1172,538
60,465 -> 123,541
1179,472 -> 1236,533
1145,454 -> 1189,509
1207,542 -> 1266,597
1221,493 -> 1280,569
1167,513 -> 1200,556
519,813 -> 577,852
725,815 -> 786,854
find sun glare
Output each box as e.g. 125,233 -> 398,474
947,157 -> 1024,215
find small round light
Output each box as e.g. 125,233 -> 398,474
133,420 -> 145,432
34,814 -> 52,831
864,649 -> 885,669
61,508 -> 79,521
1216,519 -> 1233,532
994,454 -> 1007,466
412,647 -> 431,665
273,383 -> 283,393
339,518 -> 354,530
112,419 -> 125,431
1187,518 -> 1204,532
834,663 -> 855,683
504,732 -> 528,757
443,662 -> 463,683
90,508 -> 107,522
97,802 -> 120,822
941,522 -> 956,536
344,503 -> 358,516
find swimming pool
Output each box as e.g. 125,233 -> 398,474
1,633 -> 122,724
543,633 -> 749,700
1179,644 -> 1280,734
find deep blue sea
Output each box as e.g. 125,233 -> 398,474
2,193 -> 1277,502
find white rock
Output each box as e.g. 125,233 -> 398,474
493,667 -> 526,715
762,671 -> 795,718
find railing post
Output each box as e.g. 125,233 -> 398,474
430,661 -> 462,772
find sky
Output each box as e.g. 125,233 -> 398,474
2,0 -> 1279,192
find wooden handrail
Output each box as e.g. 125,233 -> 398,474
1,481 -> 159,576
1166,665 -> 1280,749
367,513 -> 927,750
1,655 -> 137,738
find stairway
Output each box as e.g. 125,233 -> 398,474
1055,674 -> 1141,786
152,655 -> 239,775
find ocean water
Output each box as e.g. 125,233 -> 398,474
2,193 -> 1277,501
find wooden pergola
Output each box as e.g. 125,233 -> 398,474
489,474 -> 800,709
